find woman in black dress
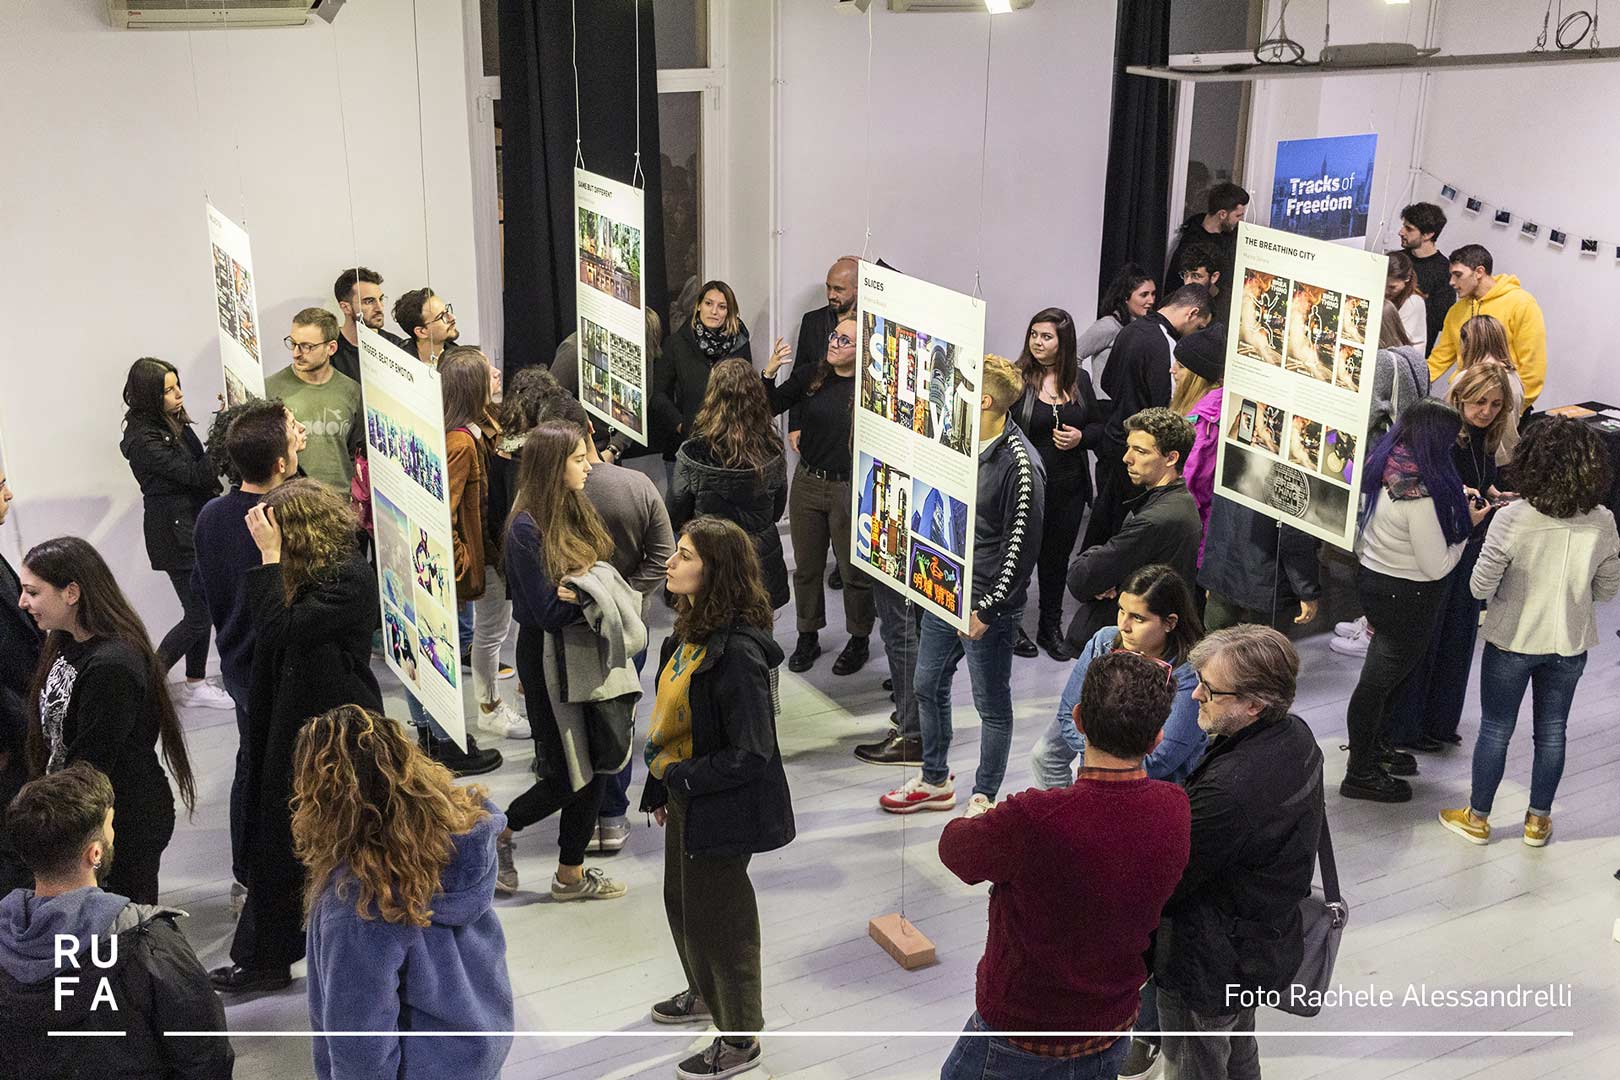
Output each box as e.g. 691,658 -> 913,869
211,477 -> 382,993
19,536 -> 197,903
1010,307 -> 1105,661
117,357 -> 230,709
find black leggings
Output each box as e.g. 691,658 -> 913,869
1345,566 -> 1444,773
505,629 -> 606,866
1035,471 -> 1089,629
158,568 -> 211,680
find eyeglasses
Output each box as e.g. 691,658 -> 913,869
284,336 -> 334,355
430,303 -> 456,325
1194,670 -> 1243,698
827,332 -> 855,349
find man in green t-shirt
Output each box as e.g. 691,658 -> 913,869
264,307 -> 362,491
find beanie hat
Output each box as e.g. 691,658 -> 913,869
1175,323 -> 1226,383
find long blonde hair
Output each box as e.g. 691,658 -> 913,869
1447,360 -> 1520,463
264,478 -> 357,603
292,705 -> 489,926
508,420 -> 613,580
1170,367 -> 1221,417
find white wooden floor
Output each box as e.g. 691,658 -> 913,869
156,533 -> 1620,1079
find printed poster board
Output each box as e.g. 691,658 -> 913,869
574,168 -> 648,445
1270,134 -> 1378,244
205,202 -> 267,405
1218,223 -> 1386,551
851,261 -> 984,632
358,327 -> 467,748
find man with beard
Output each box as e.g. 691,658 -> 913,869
394,287 -> 461,367
790,256 -> 860,589
1167,182 -> 1249,304
0,764 -> 232,1076
1397,202 -> 1453,353
331,266 -> 408,380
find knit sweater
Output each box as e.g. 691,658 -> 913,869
938,778 -> 1190,1035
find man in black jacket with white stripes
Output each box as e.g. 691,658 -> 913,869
878,356 -> 1044,818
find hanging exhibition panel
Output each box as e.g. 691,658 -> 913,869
205,202 -> 267,406
851,260 -> 985,632
1219,222 -> 1387,550
1270,134 -> 1378,245
358,327 -> 467,748
574,168 -> 648,444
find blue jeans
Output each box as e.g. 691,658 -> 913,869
222,673 -> 251,887
1470,644 -> 1587,817
873,582 -> 921,737
916,610 -> 1016,798
597,646 -> 647,820
941,1012 -> 1128,1080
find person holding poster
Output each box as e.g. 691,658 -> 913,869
762,314 -> 874,676
880,357 -> 1044,818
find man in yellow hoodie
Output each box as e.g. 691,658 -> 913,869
1427,243 -> 1547,407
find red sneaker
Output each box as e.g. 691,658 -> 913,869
879,775 -> 956,814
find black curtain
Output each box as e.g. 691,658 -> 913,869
499,0 -> 667,372
1097,0 -> 1173,300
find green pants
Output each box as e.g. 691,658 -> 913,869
663,796 -> 763,1033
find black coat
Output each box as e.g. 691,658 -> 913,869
1011,368 -> 1106,503
119,414 -> 221,572
1154,713 -> 1325,1013
1068,480 -> 1201,602
233,558 -> 381,969
0,553 -> 41,894
669,439 -> 790,609
1099,312 -> 1179,452
639,625 -> 794,857
3,900 -> 233,1078
1198,495 -> 1322,613
650,320 -> 754,455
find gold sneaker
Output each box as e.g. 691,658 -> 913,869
1523,812 -> 1552,847
1439,807 -> 1490,845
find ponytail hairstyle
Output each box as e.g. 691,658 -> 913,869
23,537 -> 196,813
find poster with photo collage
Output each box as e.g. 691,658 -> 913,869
205,202 -> 267,406
851,261 -> 983,631
1218,222 -> 1386,550
574,168 -> 648,444
358,328 -> 467,748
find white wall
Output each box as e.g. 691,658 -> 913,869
721,0 -> 776,346
1243,0 -> 1615,406
775,1 -> 1117,358
0,0 -> 482,636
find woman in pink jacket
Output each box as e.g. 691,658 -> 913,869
1169,325 -> 1226,564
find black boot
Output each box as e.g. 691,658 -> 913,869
430,731 -> 503,777
788,632 -> 821,673
1340,766 -> 1411,803
209,964 -> 293,993
1377,740 -> 1418,777
831,635 -> 870,676
1035,620 -> 1073,662
1013,626 -> 1039,659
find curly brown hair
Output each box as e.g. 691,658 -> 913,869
264,478 -> 357,603
672,516 -> 774,643
1078,650 -> 1178,759
691,357 -> 783,475
1512,416 -> 1613,519
291,705 -> 489,926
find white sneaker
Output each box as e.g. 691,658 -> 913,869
175,679 -> 236,711
1333,615 -> 1368,639
1328,627 -> 1371,658
879,774 -> 956,813
962,793 -> 995,818
476,700 -> 530,739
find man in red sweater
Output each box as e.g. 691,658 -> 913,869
937,650 -> 1192,1079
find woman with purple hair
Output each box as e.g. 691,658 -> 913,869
1340,399 -> 1490,803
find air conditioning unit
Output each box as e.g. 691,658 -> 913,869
889,0 -> 1035,11
108,0 -> 336,30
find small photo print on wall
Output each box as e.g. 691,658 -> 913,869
1466,197 -> 1484,214
1493,208 -> 1512,226
1440,184 -> 1458,201
1520,220 -> 1540,239
1581,238 -> 1600,255
1548,229 -> 1567,249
